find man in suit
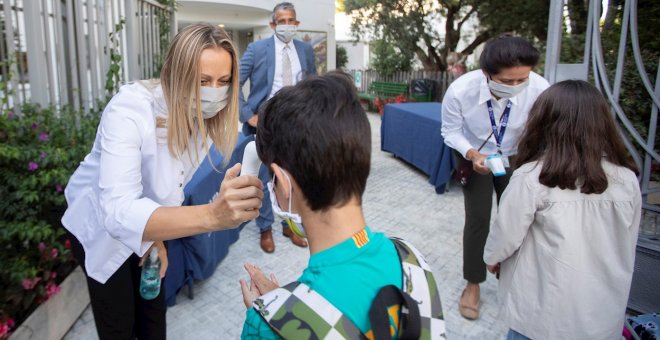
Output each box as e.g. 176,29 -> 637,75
239,2 -> 316,253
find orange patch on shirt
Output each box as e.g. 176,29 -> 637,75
352,229 -> 369,248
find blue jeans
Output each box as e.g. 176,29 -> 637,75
506,329 -> 531,340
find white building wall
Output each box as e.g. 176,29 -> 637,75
291,1 -> 336,71
177,0 -> 336,71
337,41 -> 369,70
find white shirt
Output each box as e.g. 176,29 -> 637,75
268,37 -> 302,99
441,70 -> 549,158
62,82 -> 209,284
484,160 -> 641,339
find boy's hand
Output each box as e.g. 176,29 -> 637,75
240,278 -> 260,308
244,262 -> 279,295
240,263 -> 279,309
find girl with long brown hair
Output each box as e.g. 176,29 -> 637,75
484,80 -> 641,339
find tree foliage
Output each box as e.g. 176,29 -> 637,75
344,0 -> 549,71
336,45 -> 349,69
600,0 -> 660,160
370,38 -> 414,76
562,0 -> 659,172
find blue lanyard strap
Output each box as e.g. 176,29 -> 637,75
486,99 -> 512,151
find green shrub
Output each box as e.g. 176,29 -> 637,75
0,104 -> 100,336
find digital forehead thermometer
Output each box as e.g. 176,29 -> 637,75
239,141 -> 262,177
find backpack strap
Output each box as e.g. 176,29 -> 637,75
253,237 -> 446,339
253,281 -> 366,339
390,237 -> 446,340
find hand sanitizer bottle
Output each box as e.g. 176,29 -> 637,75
139,247 -> 161,300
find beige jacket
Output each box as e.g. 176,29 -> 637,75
484,160 -> 641,340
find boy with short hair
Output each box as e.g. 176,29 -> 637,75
240,71 -> 444,339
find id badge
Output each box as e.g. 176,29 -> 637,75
502,156 -> 510,168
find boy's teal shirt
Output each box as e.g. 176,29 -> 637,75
241,226 -> 403,339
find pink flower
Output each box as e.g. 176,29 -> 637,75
50,272 -> 57,280
6,111 -> 14,119
0,323 -> 9,338
38,132 -> 49,142
31,122 -> 39,129
55,184 -> 63,193
64,239 -> 71,249
27,161 -> 39,172
6,319 -> 14,328
38,242 -> 46,253
45,282 -> 61,298
21,277 -> 41,290
50,247 -> 58,259
40,151 -> 47,159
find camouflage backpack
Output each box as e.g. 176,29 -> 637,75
252,238 -> 446,339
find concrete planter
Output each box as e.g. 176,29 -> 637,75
10,267 -> 89,340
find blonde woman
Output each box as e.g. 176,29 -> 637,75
62,24 -> 263,338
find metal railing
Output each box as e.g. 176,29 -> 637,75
345,69 -> 454,102
0,0 -> 175,113
545,0 -> 659,217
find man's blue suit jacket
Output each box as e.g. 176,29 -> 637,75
239,35 -> 317,135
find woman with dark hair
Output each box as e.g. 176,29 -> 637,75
441,34 -> 550,319
484,80 -> 641,339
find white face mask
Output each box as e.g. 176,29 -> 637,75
275,25 -> 297,43
488,78 -> 529,99
194,86 -> 229,119
267,170 -> 306,238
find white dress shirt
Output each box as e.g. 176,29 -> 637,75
62,82 -> 209,284
441,70 -> 549,158
268,37 -> 302,99
484,160 -> 641,339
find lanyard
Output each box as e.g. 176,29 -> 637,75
486,99 -> 511,153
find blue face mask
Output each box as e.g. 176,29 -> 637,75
193,85 -> 229,119
267,170 -> 306,238
275,24 -> 297,43
488,77 -> 529,99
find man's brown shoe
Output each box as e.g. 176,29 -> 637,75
260,230 -> 275,253
283,227 -> 308,248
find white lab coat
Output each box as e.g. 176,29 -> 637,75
62,82 -> 209,284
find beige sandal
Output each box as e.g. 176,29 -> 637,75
459,288 -> 480,320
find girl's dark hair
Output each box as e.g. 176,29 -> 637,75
479,34 -> 540,75
515,80 -> 638,194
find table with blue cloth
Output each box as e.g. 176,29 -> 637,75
163,134 -> 251,306
380,102 -> 455,193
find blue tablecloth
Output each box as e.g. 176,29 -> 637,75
380,103 -> 454,193
164,134 -> 250,306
